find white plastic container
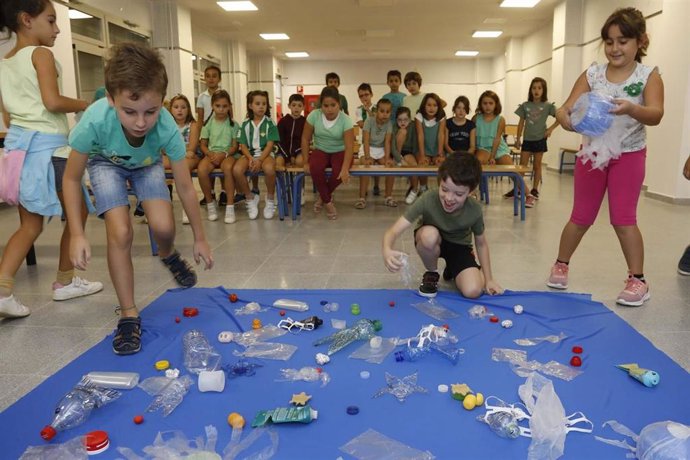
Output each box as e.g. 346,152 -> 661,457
85,372 -> 139,390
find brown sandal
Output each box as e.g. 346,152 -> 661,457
325,202 -> 337,220
313,198 -> 323,213
384,196 -> 398,207
354,198 -> 366,209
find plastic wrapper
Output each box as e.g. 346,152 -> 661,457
340,428 -> 435,460
514,332 -> 567,346
20,437 -> 88,460
349,337 -> 398,364
313,318 -> 382,355
234,302 -> 266,316
277,367 -> 330,386
233,342 -> 297,361
233,326 -> 287,347
595,420 -> 690,460
84,371 -> 139,389
411,299 -> 460,321
139,375 -> 194,417
117,425 -> 220,460
223,427 -> 279,460
403,336 -> 464,365
398,253 -> 417,289
468,304 -> 493,319
183,330 -> 222,374
373,372 -> 428,403
491,348 -> 582,381
518,373 -> 593,460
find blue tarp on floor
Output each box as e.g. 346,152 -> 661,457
1,288 -> 688,459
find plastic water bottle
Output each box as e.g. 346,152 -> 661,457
41,378 -> 120,440
183,330 -> 221,374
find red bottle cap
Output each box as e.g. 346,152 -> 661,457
389,301 -> 395,307
175,317 -> 181,323
572,346 -> 583,354
489,316 -> 499,323
40,425 -> 57,440
133,415 -> 144,424
570,356 -> 582,367
229,293 -> 238,303
279,310 -> 286,316
83,430 -> 109,454
182,307 -> 199,317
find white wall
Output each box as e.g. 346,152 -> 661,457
79,0 -> 153,32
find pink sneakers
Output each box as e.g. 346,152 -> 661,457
525,195 -> 536,208
616,276 -> 650,307
546,262 -> 569,289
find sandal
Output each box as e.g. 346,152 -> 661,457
313,198 -> 323,213
112,316 -> 142,355
325,202 -> 338,220
384,196 -> 398,207
161,250 -> 197,288
354,198 -> 367,209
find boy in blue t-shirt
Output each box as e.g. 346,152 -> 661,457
381,69 -> 406,124
63,43 -> 214,356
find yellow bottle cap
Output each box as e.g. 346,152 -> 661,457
155,360 -> 170,370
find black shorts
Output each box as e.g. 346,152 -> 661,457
522,139 -> 548,153
51,157 -> 67,193
440,239 -> 480,279
414,227 -> 480,279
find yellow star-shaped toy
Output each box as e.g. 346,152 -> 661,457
290,392 -> 312,406
451,383 -> 472,401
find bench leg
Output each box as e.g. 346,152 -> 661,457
292,174 -> 305,220
276,172 -> 287,221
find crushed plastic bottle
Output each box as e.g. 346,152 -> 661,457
183,330 -> 222,374
40,378 -> 121,440
313,319 -> 383,355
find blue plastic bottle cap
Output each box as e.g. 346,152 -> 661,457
320,300 -> 328,305
346,405 -> 359,415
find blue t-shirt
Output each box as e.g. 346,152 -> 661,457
382,91 -> 405,119
69,98 -> 185,169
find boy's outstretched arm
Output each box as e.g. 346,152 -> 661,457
382,216 -> 412,272
474,233 -> 503,295
171,160 -> 214,270
63,151 -> 90,270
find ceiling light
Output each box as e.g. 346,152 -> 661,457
455,50 -> 479,57
260,33 -> 290,40
68,9 -> 93,19
500,0 -> 541,7
285,52 -> 309,58
217,1 -> 258,12
472,30 -> 503,38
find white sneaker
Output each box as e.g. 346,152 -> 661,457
405,189 -> 418,205
246,194 -> 260,220
0,294 -> 31,318
53,277 -> 104,301
182,210 -> 189,225
207,202 -> 218,221
263,199 -> 276,219
224,205 -> 236,224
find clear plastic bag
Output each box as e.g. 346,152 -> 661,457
140,375 -> 194,417
411,299 -> 460,321
277,367 -> 330,386
491,348 -> 582,381
20,437 -> 88,460
514,332 -> 567,347
340,428 -> 435,460
183,330 -> 222,374
349,337 -> 398,364
468,305 -> 493,319
233,342 -> 297,361
398,253 -> 416,289
117,425 -> 221,460
223,427 -> 279,460
595,420 -> 690,460
234,302 -> 266,316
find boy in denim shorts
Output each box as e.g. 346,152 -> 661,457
63,43 -> 214,355
382,153 -> 502,299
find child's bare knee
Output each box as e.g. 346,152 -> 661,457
460,285 -> 483,299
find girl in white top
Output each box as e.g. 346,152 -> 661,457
0,0 -> 102,319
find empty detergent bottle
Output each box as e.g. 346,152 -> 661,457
40,378 -> 121,440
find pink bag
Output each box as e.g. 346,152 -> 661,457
0,149 -> 27,205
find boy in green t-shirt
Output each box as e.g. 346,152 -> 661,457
382,153 -> 502,298
63,43 -> 214,355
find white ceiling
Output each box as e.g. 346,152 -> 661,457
178,0 -> 561,60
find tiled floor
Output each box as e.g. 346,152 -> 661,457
0,170 -> 688,411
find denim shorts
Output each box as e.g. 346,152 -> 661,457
87,156 -> 170,217
51,157 -> 67,193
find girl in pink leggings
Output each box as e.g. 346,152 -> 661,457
546,7 -> 664,307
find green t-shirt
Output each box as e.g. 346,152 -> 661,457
69,98 -> 185,169
306,109 -> 354,154
403,93 -> 425,116
363,116 -> 392,148
403,189 -> 484,246
200,117 -> 240,153
514,101 -> 557,141
238,116 -> 280,157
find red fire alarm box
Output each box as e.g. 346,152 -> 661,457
304,94 -> 319,116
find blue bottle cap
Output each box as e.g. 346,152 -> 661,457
346,405 -> 359,415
